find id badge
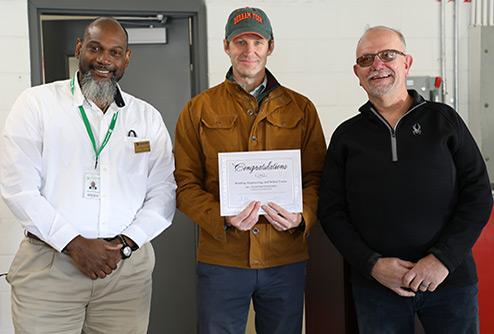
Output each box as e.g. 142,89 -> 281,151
84,171 -> 100,199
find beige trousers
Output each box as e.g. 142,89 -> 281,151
7,236 -> 155,334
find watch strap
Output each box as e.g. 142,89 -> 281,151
118,234 -> 129,247
118,234 -> 132,259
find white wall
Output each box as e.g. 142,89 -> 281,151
207,0 -> 470,139
0,0 -> 472,332
0,0 -> 30,333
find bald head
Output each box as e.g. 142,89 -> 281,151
75,16 -> 132,109
356,26 -> 406,55
353,25 -> 412,101
82,17 -> 129,50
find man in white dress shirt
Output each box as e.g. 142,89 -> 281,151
0,17 -> 176,334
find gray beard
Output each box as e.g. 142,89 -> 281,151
366,71 -> 395,97
80,71 -> 117,108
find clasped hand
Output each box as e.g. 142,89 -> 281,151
371,254 -> 449,297
225,201 -> 302,232
64,235 -> 123,280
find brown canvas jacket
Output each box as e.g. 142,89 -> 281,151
174,69 -> 326,268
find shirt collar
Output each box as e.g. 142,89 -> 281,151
249,75 -> 268,99
228,71 -> 268,99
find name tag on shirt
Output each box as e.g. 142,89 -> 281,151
84,173 -> 100,199
135,141 -> 151,153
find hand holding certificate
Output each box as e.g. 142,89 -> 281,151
218,149 -> 303,216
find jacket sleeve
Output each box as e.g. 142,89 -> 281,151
318,132 -> 382,279
174,101 -> 227,242
299,100 -> 327,236
429,112 -> 493,272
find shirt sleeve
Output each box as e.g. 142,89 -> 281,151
0,90 -> 80,252
120,110 -> 177,248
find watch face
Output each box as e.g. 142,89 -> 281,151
122,246 -> 132,258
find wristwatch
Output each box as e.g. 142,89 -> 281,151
118,234 -> 133,259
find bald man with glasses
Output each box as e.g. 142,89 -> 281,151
318,26 -> 492,334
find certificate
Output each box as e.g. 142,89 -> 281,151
218,149 -> 302,216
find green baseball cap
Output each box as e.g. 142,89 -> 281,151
225,7 -> 273,41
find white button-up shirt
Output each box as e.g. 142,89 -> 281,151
1,74 -> 177,252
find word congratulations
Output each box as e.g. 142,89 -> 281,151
232,161 -> 288,174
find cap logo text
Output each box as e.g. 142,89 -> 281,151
234,12 -> 263,25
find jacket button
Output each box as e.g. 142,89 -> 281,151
282,122 -> 287,126
219,235 -> 223,239
247,109 -> 254,116
251,136 -> 257,142
252,260 -> 259,264
216,122 -> 221,125
252,227 -> 259,234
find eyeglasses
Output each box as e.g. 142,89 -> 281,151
356,49 -> 406,67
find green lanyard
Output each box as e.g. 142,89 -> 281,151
70,74 -> 119,169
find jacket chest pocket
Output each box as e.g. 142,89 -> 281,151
200,115 -> 239,158
265,113 -> 303,149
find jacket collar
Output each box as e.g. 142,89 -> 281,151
358,89 -> 425,116
225,67 -> 281,104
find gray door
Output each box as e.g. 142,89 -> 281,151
41,15 -> 197,334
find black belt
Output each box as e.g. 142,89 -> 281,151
27,232 -> 138,251
26,232 -> 44,242
28,232 -> 118,243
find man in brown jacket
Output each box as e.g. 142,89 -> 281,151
174,7 -> 326,334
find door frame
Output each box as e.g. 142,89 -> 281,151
27,0 -> 208,96
27,1 -> 206,332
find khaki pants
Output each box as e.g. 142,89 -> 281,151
7,236 -> 155,334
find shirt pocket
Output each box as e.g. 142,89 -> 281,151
119,137 -> 150,176
265,112 -> 303,149
200,115 -> 239,158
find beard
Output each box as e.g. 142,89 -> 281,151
80,70 -> 117,108
366,70 -> 395,96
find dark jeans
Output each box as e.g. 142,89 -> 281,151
196,261 -> 307,334
352,283 -> 479,334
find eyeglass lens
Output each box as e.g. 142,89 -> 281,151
357,50 -> 402,67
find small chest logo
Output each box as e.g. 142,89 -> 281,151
412,123 -> 422,136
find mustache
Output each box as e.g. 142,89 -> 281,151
367,70 -> 394,80
89,65 -> 117,74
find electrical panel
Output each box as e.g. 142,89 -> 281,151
405,76 -> 442,102
469,26 -> 494,184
